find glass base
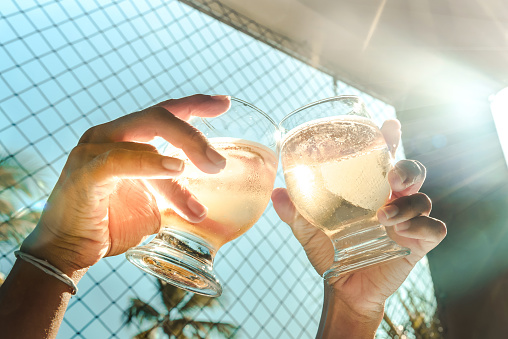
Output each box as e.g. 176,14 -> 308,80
323,226 -> 411,280
125,230 -> 222,297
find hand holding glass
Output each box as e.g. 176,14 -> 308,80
126,98 -> 278,296
279,96 -> 410,280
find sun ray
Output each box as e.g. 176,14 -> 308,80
363,0 -> 388,51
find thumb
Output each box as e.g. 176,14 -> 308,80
271,187 -> 299,225
380,119 -> 401,157
271,188 -> 314,231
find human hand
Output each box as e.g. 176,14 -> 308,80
271,119 -> 446,321
21,94 -> 231,275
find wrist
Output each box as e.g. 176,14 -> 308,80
20,226 -> 89,282
320,282 -> 384,339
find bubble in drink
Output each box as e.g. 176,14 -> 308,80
281,116 -> 392,237
147,138 -> 278,250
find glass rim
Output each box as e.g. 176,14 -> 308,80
198,96 -> 279,131
278,95 -> 363,131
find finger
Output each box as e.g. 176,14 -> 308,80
148,179 -> 208,223
380,119 -> 401,157
64,142 -> 159,172
377,193 -> 432,226
70,142 -> 158,158
155,94 -> 231,121
85,149 -> 185,182
388,160 -> 427,197
392,216 -> 447,244
79,107 -> 227,174
79,94 -> 230,143
81,149 -> 207,222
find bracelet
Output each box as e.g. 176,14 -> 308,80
14,250 -> 78,295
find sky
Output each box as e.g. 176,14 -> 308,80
0,0 -> 435,338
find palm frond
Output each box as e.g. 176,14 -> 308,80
127,280 -> 238,338
180,293 -> 219,314
0,199 -> 14,215
162,317 -> 192,339
0,209 -> 41,243
125,298 -> 161,325
158,279 -> 188,311
0,162 -> 31,196
0,220 -> 30,243
16,209 -> 40,222
0,154 -> 47,196
0,154 -> 45,244
383,313 -> 402,337
190,321 -> 238,338
390,290 -> 444,339
133,323 -> 160,339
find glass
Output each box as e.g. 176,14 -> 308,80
279,96 -> 410,280
126,98 -> 279,296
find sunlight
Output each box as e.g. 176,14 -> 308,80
490,87 -> 508,168
362,0 -> 387,51
290,164 -> 315,199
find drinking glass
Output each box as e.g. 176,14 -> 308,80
279,96 -> 410,280
126,98 -> 279,296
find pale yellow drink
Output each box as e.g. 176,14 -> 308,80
148,138 -> 278,250
281,116 -> 392,237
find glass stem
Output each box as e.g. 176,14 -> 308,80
323,222 -> 410,280
155,229 -> 217,268
329,224 -> 389,262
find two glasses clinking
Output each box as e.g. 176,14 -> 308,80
126,95 -> 411,296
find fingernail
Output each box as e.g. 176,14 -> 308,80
161,158 -> 184,171
388,143 -> 397,154
393,166 -> 407,185
394,160 -> 422,188
395,221 -> 410,232
206,147 -> 226,169
380,204 -> 399,219
187,195 -> 207,218
211,95 -> 231,101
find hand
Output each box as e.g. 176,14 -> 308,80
20,94 -> 231,275
271,119 -> 446,322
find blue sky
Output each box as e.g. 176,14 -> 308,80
0,0 -> 433,338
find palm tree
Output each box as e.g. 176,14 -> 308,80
125,279 -> 238,339
382,290 -> 444,338
0,155 -> 43,244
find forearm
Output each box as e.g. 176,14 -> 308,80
317,282 -> 384,339
0,243 -> 87,339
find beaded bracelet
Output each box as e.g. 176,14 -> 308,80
14,250 -> 78,295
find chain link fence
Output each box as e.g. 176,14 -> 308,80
0,0 -> 439,338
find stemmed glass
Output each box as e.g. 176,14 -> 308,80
279,96 -> 410,280
126,98 -> 279,297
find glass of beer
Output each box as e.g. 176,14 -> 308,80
279,96 -> 410,280
126,98 -> 279,297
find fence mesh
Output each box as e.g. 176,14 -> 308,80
0,0 -> 438,338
